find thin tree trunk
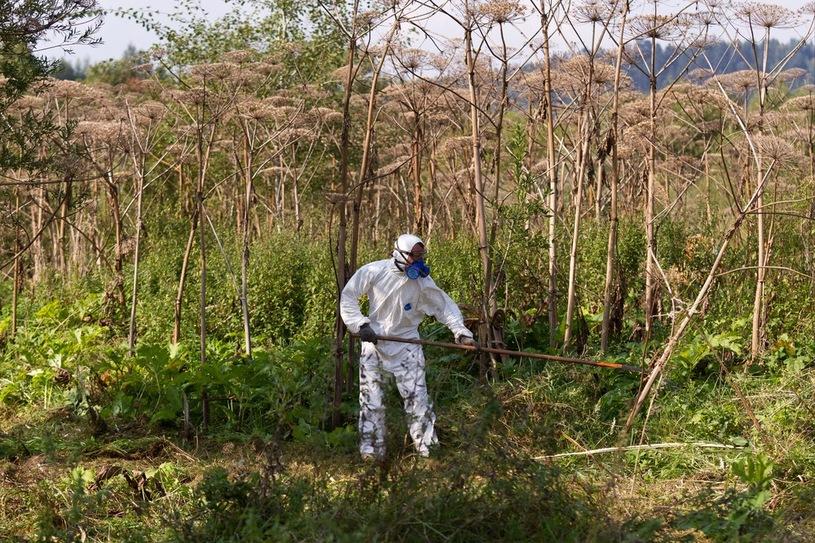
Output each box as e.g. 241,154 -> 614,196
173,210 -> 198,344
106,173 -> 126,312
374,183 -> 382,242
564,110 -> 592,347
751,157 -> 766,359
484,22 -> 512,358
601,0 -> 629,352
644,31 -> 658,335
197,173 -> 209,430
196,115 -> 217,431
92,181 -> 102,272
540,1 -> 558,348
235,169 -> 243,239
750,27 -> 771,360
12,190 -> 21,338
465,24 -> 493,378
293,175 -> 301,233
809,89 -> 814,181
809,93 -> 815,293
564,21 -> 597,348
332,2 -> 360,426
411,116 -> 424,235
595,158 -> 603,220
240,137 -> 253,358
57,177 -> 71,274
428,135 -> 439,236
128,157 -> 145,357
705,137 -> 712,223
278,154 -> 286,230
32,185 -> 44,283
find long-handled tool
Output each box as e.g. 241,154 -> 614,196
352,333 -> 642,373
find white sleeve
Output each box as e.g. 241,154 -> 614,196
340,266 -> 372,334
421,279 -> 472,339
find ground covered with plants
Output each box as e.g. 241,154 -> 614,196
2,233 -> 814,542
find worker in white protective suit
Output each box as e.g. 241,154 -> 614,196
340,234 -> 476,460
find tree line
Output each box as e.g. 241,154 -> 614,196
56,36 -> 815,92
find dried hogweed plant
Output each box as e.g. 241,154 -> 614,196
734,2 -> 799,30
477,0 -> 527,24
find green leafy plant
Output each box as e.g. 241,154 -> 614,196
676,453 -> 776,542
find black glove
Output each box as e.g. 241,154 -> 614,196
456,334 -> 476,347
359,323 -> 378,344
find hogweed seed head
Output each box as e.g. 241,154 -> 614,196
75,120 -> 124,145
629,14 -> 684,41
132,101 -> 166,122
785,95 -> 815,112
752,134 -> 796,163
477,0 -> 526,23
714,69 -> 760,94
735,2 -> 798,29
779,68 -> 807,83
575,0 -> 610,24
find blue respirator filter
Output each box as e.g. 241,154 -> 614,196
405,260 -> 431,279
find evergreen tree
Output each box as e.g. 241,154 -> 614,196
627,38 -> 815,90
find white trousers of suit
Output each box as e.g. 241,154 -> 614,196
358,343 -> 438,458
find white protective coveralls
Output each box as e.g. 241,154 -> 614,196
340,235 -> 473,458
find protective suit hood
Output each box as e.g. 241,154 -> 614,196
392,234 -> 430,279
392,234 -> 425,266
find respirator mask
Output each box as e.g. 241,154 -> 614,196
405,259 -> 430,279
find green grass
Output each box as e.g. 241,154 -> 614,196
2,232 -> 815,541
1,359 -> 813,541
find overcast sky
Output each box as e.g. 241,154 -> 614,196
41,0 -> 814,65
40,0 -> 234,63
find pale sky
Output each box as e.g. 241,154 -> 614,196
40,0 -> 234,63
41,0 -> 814,65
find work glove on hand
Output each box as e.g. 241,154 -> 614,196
456,335 -> 476,347
359,323 -> 378,344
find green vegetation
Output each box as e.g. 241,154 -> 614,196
2,229 -> 814,541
